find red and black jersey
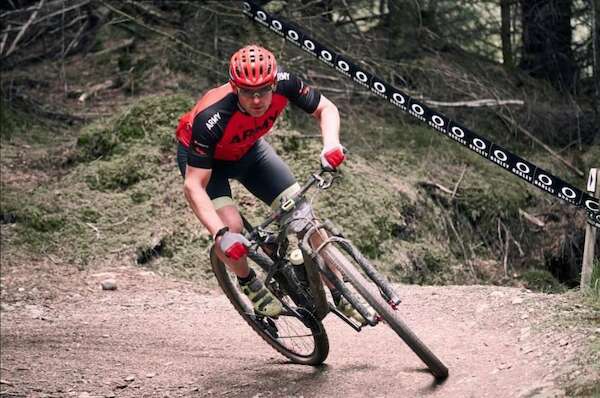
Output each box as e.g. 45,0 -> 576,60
176,69 -> 321,169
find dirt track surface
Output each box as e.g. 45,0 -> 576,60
0,264 -> 596,398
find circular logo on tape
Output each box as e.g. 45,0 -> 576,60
411,104 -> 424,115
373,82 -> 386,93
392,92 -> 405,104
516,162 -> 530,174
473,138 -> 486,150
431,115 -> 444,127
303,40 -> 315,51
257,11 -> 267,21
337,60 -> 350,72
355,71 -> 368,82
561,187 -> 577,199
493,149 -> 508,162
243,2 -> 251,12
585,199 -> 600,212
320,50 -> 333,61
271,20 -> 282,31
451,126 -> 465,138
537,174 -> 553,186
287,30 -> 299,41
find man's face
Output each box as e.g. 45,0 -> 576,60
235,84 -> 274,117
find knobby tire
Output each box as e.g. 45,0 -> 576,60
319,244 -> 449,379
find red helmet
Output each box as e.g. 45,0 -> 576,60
229,45 -> 277,88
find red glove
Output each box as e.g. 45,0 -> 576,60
320,144 -> 346,170
218,231 -> 250,260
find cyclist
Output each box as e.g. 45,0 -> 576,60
176,44 -> 359,321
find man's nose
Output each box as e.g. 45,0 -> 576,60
252,96 -> 262,105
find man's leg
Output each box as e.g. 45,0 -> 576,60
237,140 -> 364,321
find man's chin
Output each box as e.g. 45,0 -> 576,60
249,109 -> 266,117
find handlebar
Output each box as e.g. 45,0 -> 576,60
247,167 -> 341,241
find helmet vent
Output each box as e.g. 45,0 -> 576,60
229,45 -> 277,87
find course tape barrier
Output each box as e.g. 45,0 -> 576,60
242,1 -> 600,227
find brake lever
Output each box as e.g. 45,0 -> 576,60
317,172 -> 340,190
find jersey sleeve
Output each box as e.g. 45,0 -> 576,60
275,70 -> 321,114
188,110 -> 222,169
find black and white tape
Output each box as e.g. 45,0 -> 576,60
242,1 -> 600,225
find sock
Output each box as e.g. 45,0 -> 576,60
237,268 -> 256,285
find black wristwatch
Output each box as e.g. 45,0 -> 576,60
213,226 -> 229,241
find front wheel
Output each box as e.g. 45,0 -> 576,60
319,243 -> 449,379
210,246 -> 329,366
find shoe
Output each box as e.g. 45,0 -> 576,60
240,277 -> 283,317
336,297 -> 366,324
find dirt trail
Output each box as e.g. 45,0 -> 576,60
0,264 -> 596,398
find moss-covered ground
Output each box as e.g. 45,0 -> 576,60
2,89 -> 596,293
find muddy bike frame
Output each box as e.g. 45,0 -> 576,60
240,168 -> 402,330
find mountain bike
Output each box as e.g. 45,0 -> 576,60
210,168 -> 449,379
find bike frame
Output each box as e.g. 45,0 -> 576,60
242,169 -> 403,330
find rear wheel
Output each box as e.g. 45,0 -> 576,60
319,242 -> 449,379
210,246 -> 329,365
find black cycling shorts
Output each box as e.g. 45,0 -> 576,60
177,139 -> 299,209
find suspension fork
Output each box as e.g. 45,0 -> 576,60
301,226 -> 377,326
304,221 -> 402,309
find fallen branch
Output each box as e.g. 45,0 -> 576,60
423,99 -> 524,108
418,180 -> 455,195
85,222 -> 101,239
124,0 -> 177,24
101,1 -> 220,63
0,25 -> 10,55
444,213 -> 476,276
451,164 -> 468,200
518,209 -> 546,228
89,38 -> 134,57
78,79 -> 118,102
497,113 -> 585,177
63,19 -> 89,57
5,0 -> 46,57
17,0 -> 92,30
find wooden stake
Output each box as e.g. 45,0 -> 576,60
581,168 -> 599,290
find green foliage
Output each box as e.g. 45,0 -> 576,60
521,269 -> 565,293
76,94 -> 193,161
463,175 -> 532,219
130,190 -> 151,204
76,125 -> 120,161
0,103 -> 20,139
0,100 -> 53,143
398,245 -> 454,285
19,206 -> 65,233
85,151 -> 154,191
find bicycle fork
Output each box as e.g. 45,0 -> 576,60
301,221 -> 403,328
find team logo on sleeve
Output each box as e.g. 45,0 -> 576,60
205,112 -> 221,130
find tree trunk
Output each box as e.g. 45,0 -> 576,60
384,0 -> 420,59
520,0 -> 577,92
501,0 -> 513,67
593,0 -> 600,112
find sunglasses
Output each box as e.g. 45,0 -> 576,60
237,85 -> 274,98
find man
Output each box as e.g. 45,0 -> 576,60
176,44 -> 353,319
